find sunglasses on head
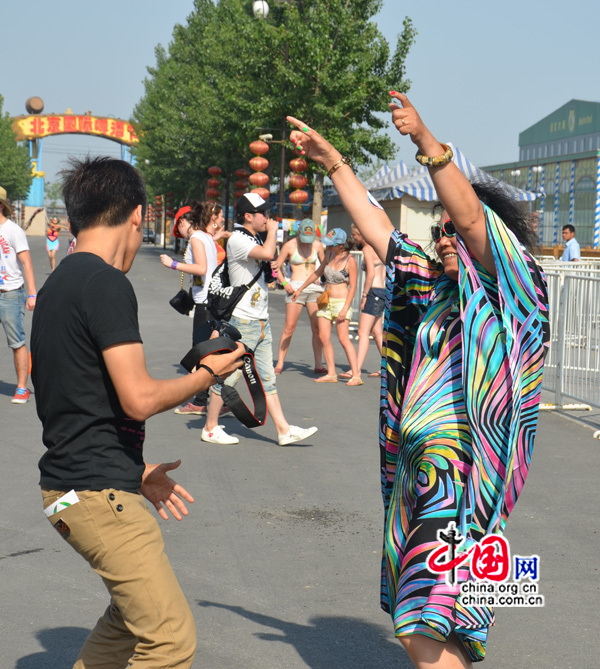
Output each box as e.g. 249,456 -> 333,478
430,219 -> 456,242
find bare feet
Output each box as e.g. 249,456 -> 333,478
346,376 -> 363,386
368,371 -> 381,378
338,371 -> 353,379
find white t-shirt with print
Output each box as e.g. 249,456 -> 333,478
0,219 -> 29,291
184,230 -> 218,303
227,228 -> 269,320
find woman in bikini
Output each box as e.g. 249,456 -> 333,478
46,216 -> 68,271
292,227 -> 361,386
274,219 -> 325,374
345,224 -> 386,379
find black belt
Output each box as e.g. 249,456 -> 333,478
180,337 -> 267,428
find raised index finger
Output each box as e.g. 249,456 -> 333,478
389,91 -> 413,109
286,116 -> 304,131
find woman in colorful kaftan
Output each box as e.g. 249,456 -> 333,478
287,93 -> 549,668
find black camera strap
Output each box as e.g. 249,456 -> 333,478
180,338 -> 268,428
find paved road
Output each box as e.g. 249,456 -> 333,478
1,235 -> 597,668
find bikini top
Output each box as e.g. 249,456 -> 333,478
324,263 -> 349,285
47,228 -> 59,242
290,246 -> 319,266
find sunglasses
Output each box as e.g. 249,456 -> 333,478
430,219 -> 456,242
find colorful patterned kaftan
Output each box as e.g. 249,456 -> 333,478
379,205 -> 549,661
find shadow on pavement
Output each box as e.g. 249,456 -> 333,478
16,627 -> 90,668
0,379 -> 15,398
198,601 -> 411,668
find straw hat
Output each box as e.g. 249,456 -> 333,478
0,186 -> 12,217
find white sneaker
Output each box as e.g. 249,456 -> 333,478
278,425 -> 318,446
201,425 -> 239,445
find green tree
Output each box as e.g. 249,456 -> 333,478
0,95 -> 33,200
45,181 -> 63,207
134,0 -> 416,217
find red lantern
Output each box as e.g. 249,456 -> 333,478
207,178 -> 221,189
208,166 -> 222,177
251,187 -> 270,200
234,190 -> 246,199
249,140 -> 269,155
289,174 -> 308,189
206,188 -> 220,199
249,156 -> 269,172
289,157 -> 308,173
289,157 -> 309,205
289,190 -> 309,204
235,179 -> 248,190
249,140 -> 269,197
235,168 -> 250,178
249,172 -> 270,187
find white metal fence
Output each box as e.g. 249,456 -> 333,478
541,264 -> 600,408
350,255 -> 600,409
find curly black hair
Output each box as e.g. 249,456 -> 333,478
470,180 -> 537,252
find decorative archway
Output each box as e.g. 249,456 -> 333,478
11,101 -> 139,208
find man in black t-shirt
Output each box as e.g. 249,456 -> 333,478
31,157 -> 244,669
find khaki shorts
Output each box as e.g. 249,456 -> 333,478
285,280 -> 323,305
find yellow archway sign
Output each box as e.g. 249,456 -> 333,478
12,114 -> 138,146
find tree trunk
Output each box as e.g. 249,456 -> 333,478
311,171 -> 324,227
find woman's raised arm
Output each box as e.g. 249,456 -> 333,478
389,93 -> 495,275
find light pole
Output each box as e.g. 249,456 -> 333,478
532,165 -> 543,245
511,169 -> 521,187
252,0 -> 296,222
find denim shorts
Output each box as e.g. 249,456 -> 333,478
362,287 -> 386,317
212,316 -> 277,396
0,286 -> 26,348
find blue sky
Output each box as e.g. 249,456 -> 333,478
2,0 -> 597,185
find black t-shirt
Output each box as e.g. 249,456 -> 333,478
31,252 -> 145,492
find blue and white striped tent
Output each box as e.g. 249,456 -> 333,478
362,161 -> 411,191
370,143 -> 539,203
324,161 -> 411,206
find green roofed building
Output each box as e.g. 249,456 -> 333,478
482,99 -> 600,249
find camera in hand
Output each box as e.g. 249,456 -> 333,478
194,319 -> 242,347
179,320 -> 267,429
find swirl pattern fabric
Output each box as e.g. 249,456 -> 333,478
378,205 -> 549,661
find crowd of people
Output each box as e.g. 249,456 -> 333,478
1,92 -> 555,669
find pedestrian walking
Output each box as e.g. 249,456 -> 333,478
0,186 -> 38,404
201,193 -> 318,446
162,203 -> 221,417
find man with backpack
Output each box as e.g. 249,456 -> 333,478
201,193 -> 318,446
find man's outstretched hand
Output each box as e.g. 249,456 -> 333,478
141,460 -> 194,521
